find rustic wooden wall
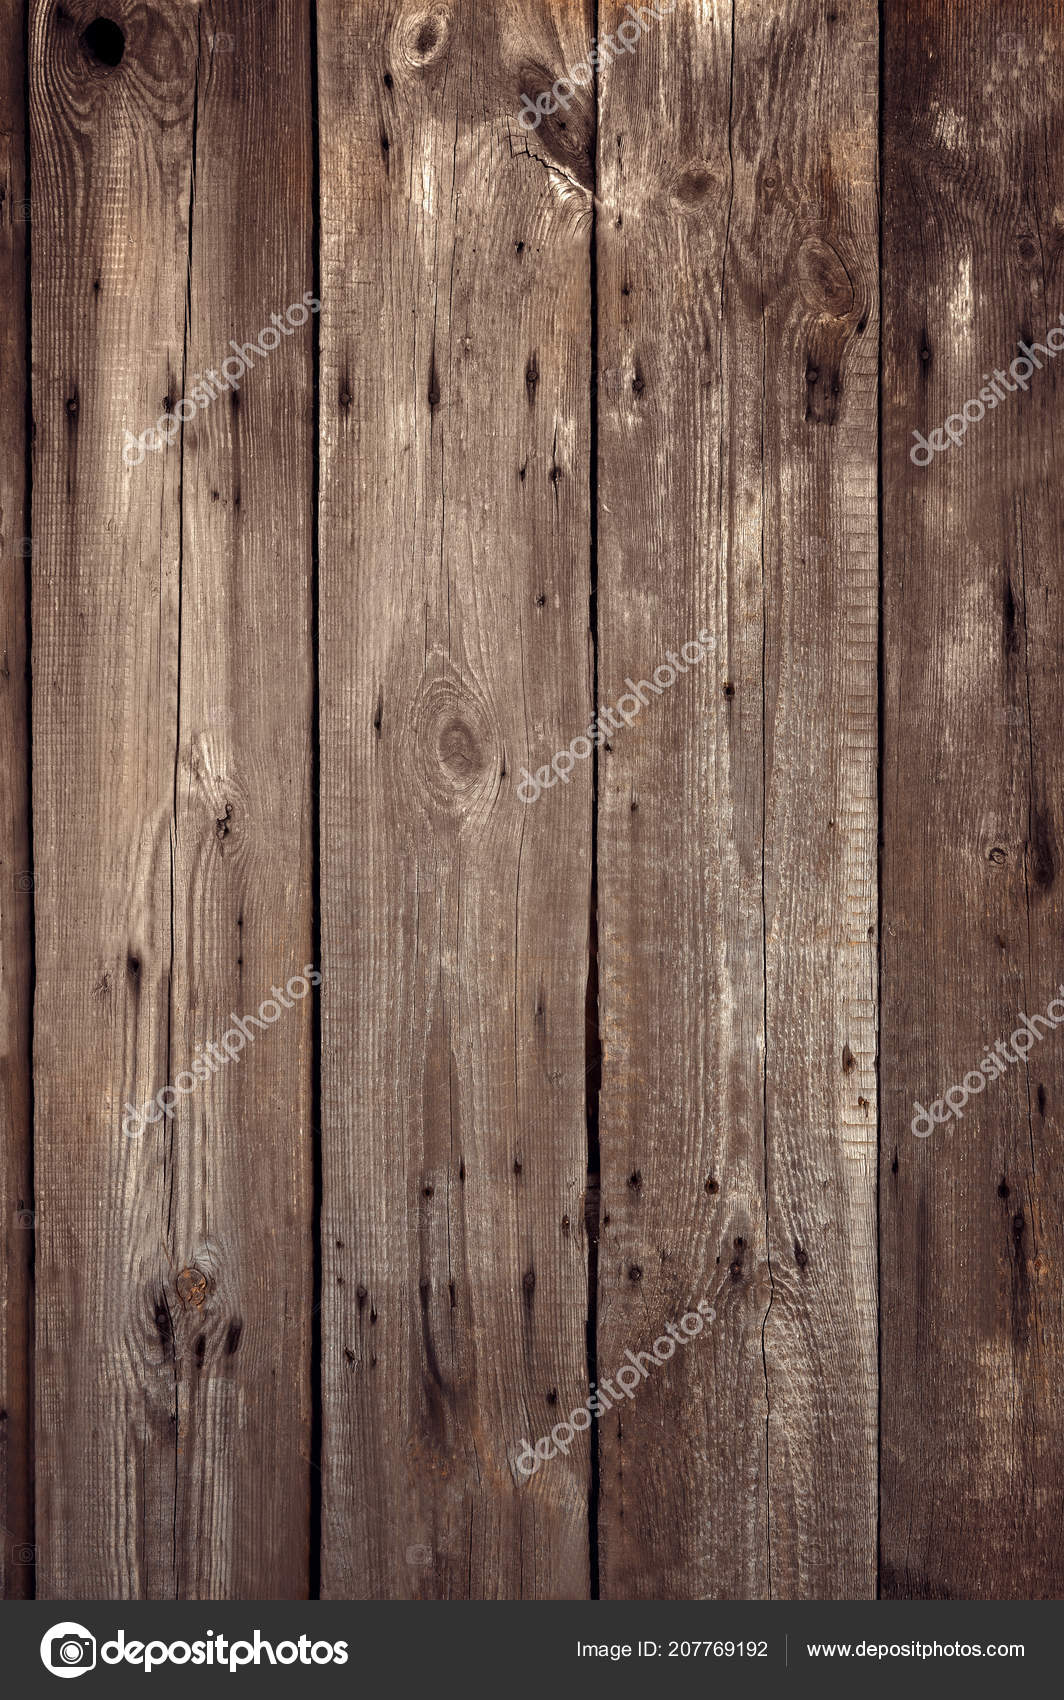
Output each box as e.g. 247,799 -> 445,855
0,0 -> 1062,1600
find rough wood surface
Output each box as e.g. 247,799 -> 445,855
595,0 -> 878,1601
880,0 -> 1064,1599
317,0 -> 594,1599
29,0 -> 314,1597
5,0 -> 1064,1604
0,0 -> 34,1602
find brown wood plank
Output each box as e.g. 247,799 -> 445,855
881,0 -> 1064,1599
30,0 -> 314,1596
0,0 -> 33,1602
164,0 -> 316,1599
595,0 -> 879,1598
317,0 -> 594,1599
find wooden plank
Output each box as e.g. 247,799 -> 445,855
595,0 -> 879,1598
318,0 -> 594,1598
0,0 -> 33,1602
881,0 -> 1064,1598
165,0 -> 316,1599
30,0 -> 314,1596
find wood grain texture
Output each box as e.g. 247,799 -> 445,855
881,0 -> 1064,1599
30,0 -> 313,1597
7,0 -> 1064,1605
317,0 -> 595,1600
595,0 -> 878,1599
163,0 -> 315,1600
0,0 -> 33,1601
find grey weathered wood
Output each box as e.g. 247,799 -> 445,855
0,0 -> 33,1601
317,0 -> 594,1599
30,0 -> 314,1597
595,0 -> 879,1598
881,0 -> 1064,1598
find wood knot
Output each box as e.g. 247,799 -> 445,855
516,64 -> 595,196
402,8 -> 451,68
673,163 -> 717,209
797,236 -> 855,318
81,16 -> 125,67
437,715 -> 485,784
410,665 -> 499,817
177,1266 -> 210,1308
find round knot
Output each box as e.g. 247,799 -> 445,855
402,9 -> 452,68
406,664 -> 499,823
797,236 -> 855,318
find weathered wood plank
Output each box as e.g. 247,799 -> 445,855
0,0 -> 33,1602
163,0 -> 316,1599
595,0 -> 879,1598
30,0 -> 314,1596
30,0 -> 196,1598
318,0 -> 594,1599
881,0 -> 1064,1599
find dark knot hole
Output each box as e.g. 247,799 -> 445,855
82,17 -> 126,67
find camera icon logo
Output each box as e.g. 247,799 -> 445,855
40,1623 -> 96,1679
